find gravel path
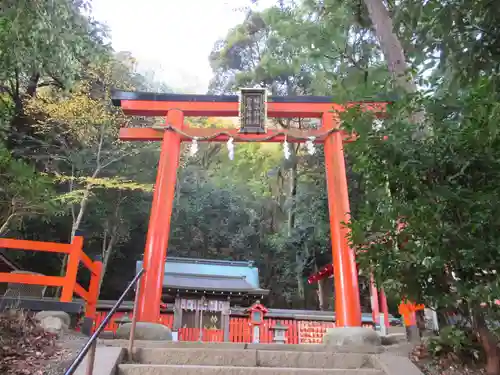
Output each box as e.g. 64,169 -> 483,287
44,332 -> 94,375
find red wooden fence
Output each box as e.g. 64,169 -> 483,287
179,328 -> 224,342
92,311 -> 373,343
229,317 -> 252,342
260,318 -> 300,344
0,236 -> 102,321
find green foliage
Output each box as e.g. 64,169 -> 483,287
0,142 -> 58,234
209,3 -> 388,98
0,0 -> 108,94
206,1 -> 390,308
391,0 -> 500,88
427,326 -> 481,363
346,77 -> 500,318
5,0 -> 500,328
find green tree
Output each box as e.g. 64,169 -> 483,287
210,2 -> 383,308
0,0 -> 108,147
346,78 -> 500,375
0,143 -> 58,235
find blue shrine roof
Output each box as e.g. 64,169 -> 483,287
136,257 -> 267,294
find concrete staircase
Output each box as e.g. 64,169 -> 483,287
117,344 -> 388,375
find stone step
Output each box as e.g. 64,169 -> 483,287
100,340 -> 383,354
118,364 -> 385,375
100,339 -> 246,350
134,348 -> 373,369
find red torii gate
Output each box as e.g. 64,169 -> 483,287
111,90 -> 387,327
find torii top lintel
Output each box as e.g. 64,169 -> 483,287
111,90 -> 388,143
111,90 -> 388,118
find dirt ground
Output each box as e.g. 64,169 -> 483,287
44,332 -> 92,375
412,350 -> 486,375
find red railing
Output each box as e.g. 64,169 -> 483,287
92,311 -> 374,343
94,311 -> 129,333
178,328 -> 224,342
229,317 -> 252,343
0,236 -> 102,321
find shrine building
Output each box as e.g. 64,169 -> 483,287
136,256 -> 269,341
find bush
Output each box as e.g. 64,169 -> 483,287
427,326 -> 482,364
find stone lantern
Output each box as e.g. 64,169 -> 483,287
270,322 -> 289,344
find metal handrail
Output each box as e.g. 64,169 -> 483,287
64,268 -> 145,375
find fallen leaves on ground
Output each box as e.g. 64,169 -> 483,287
0,311 -> 62,375
411,343 -> 486,375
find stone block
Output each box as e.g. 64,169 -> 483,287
256,351 -> 372,369
39,316 -> 68,335
323,327 -> 382,347
116,322 -> 172,341
134,348 -> 256,366
35,310 -> 71,327
380,333 -> 407,346
117,364 -> 385,375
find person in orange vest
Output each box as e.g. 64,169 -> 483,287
399,300 -> 424,342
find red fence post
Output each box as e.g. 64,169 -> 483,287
61,236 -> 83,302
85,259 -> 102,320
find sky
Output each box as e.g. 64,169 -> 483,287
91,0 -> 274,93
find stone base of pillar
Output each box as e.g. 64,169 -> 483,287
116,322 -> 172,341
323,327 -> 382,347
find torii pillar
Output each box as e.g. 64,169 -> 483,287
135,109 -> 184,321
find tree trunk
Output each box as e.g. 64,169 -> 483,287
295,253 -> 305,301
287,161 -> 298,234
287,156 -> 304,303
56,185 -> 93,297
70,186 -> 93,240
362,0 -> 416,93
315,263 -> 327,311
363,0 -> 428,133
473,311 -> 500,375
26,72 -> 41,97
99,194 -> 125,291
99,228 -> 117,291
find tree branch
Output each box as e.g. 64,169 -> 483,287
0,213 -> 17,236
70,165 -> 76,224
99,151 -> 133,170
